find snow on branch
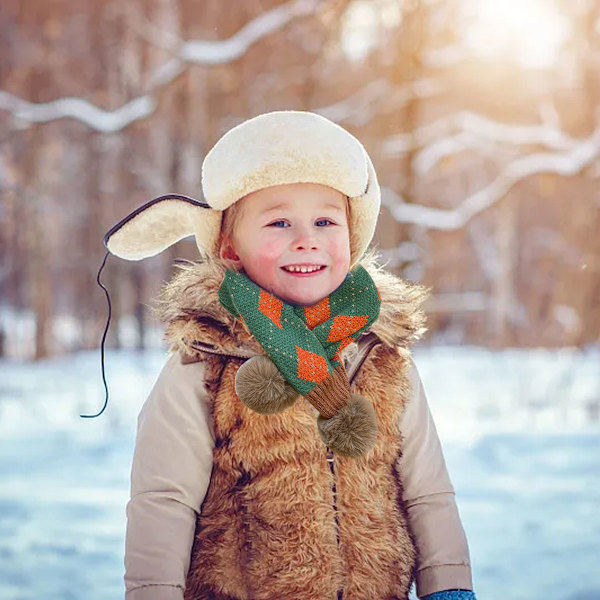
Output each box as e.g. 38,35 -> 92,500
0,0 -> 320,131
317,79 -> 394,124
140,0 -> 321,88
376,242 -> 423,267
317,78 -> 443,127
383,125 -> 600,230
382,110 -> 579,174
181,0 -> 319,64
0,91 -> 156,132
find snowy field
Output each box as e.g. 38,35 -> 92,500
0,345 -> 598,600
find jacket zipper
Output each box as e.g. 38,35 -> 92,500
329,336 -> 382,600
327,446 -> 343,600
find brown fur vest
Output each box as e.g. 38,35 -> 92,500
152,250 -> 429,600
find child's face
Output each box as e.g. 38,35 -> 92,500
220,182 -> 351,306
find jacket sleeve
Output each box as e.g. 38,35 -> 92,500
396,359 -> 474,599
124,350 -> 216,600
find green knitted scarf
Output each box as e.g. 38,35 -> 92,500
218,265 -> 381,402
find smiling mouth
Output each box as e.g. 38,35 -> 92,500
281,265 -> 327,275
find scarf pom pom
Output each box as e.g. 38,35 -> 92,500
317,394 -> 378,458
234,355 -> 300,414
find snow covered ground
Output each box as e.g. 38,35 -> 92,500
0,345 -> 598,600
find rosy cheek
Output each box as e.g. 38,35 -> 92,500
331,235 -> 349,255
256,238 -> 284,260
330,239 -> 351,268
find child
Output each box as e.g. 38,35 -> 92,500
103,111 -> 476,600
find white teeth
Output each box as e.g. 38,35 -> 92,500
284,265 -> 322,273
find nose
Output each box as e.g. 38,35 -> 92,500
292,223 -> 319,250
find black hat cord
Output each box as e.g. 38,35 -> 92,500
79,195 -> 210,419
80,250 -> 111,418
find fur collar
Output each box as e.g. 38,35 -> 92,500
151,248 -> 429,359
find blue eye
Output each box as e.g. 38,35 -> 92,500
267,219 -> 335,227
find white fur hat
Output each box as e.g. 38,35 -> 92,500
105,110 -> 381,268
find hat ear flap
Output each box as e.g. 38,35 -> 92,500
104,194 -> 218,260
88,193 -> 219,419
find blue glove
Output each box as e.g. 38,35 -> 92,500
421,590 -> 477,600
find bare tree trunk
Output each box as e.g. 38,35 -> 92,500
577,2 -> 600,346
489,197 -> 517,347
22,127 -> 53,360
384,1 -> 429,281
131,263 -> 146,351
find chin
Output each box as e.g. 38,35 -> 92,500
267,268 -> 346,306
286,292 -> 329,307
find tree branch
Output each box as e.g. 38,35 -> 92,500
382,125 -> 600,230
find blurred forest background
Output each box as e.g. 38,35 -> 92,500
1,4 -> 599,598
1,0 -> 599,360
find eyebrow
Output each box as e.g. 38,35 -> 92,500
262,202 -> 345,214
